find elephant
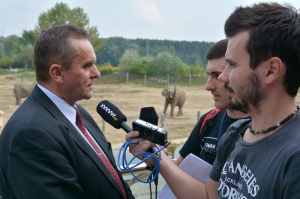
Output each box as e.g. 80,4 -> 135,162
161,85 -> 186,118
13,82 -> 35,105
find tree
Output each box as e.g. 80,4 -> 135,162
13,45 -> 34,69
0,56 -> 13,69
3,35 -> 22,57
35,3 -> 102,51
21,30 -> 38,47
0,43 -> 5,58
128,60 -> 149,75
148,52 -> 184,76
119,50 -> 140,72
96,37 -> 139,66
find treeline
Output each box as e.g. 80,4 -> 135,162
96,37 -> 214,77
0,2 -> 214,77
0,35 -> 214,74
96,37 -> 214,67
0,2 -> 101,70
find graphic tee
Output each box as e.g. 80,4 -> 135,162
210,115 -> 300,199
180,110 -> 240,165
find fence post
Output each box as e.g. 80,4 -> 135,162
160,113 -> 165,128
0,110 -> 4,129
102,119 -> 105,133
126,73 -> 129,83
144,75 -> 147,86
167,74 -> 169,86
197,111 -> 201,121
189,74 -> 192,85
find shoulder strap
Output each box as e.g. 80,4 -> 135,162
224,119 -> 251,160
199,108 -> 221,137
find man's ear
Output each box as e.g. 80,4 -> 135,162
264,57 -> 284,84
49,64 -> 64,83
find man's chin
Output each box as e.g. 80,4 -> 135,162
214,102 -> 228,110
229,100 -> 248,113
83,92 -> 93,100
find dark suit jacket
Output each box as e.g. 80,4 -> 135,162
0,85 -> 134,199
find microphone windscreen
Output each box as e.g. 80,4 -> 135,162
96,100 -> 127,129
139,107 -> 158,125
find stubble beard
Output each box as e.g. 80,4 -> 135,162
228,72 -> 265,114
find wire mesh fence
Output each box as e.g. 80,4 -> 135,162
95,72 -> 208,87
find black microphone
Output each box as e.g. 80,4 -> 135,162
139,107 -> 160,182
96,100 -> 132,133
97,100 -> 168,146
139,107 -> 158,126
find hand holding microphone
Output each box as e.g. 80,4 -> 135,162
96,100 -> 167,184
96,100 -> 168,146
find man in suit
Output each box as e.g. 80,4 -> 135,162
0,25 -> 134,199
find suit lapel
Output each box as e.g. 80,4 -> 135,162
31,86 -> 123,195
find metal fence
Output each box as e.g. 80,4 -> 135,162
96,72 -> 207,87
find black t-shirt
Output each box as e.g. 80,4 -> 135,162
180,109 -> 241,165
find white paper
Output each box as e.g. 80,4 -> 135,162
158,153 -> 212,199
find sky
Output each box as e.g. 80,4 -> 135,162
1,0 -> 300,42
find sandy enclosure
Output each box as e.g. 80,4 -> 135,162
1,74 -> 300,147
0,74 -> 214,145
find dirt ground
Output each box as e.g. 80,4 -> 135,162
2,73 -> 300,148
0,73 -> 215,147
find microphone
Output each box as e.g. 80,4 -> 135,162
139,107 -> 160,182
97,100 -> 168,146
139,107 -> 158,126
96,100 -> 132,133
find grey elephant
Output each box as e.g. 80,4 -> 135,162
13,82 -> 35,105
161,85 -> 186,118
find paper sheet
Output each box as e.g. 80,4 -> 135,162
158,153 -> 212,199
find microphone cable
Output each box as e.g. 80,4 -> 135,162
117,138 -> 170,198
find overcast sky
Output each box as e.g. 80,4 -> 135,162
1,0 -> 300,42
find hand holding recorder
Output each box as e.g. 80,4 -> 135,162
96,100 -> 168,146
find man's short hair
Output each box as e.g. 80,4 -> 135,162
34,25 -> 89,83
225,2 -> 300,96
206,39 -> 228,60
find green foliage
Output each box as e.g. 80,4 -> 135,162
21,30 -> 38,46
148,52 -> 184,76
35,2 -> 101,51
0,34 -> 34,69
179,64 -> 192,76
0,3 -> 103,69
96,37 -> 139,67
128,60 -> 149,75
0,43 -> 5,58
119,49 -> 140,72
2,35 -> 22,57
1,2 -> 212,78
97,38 -> 213,69
97,64 -> 119,75
88,26 -> 102,52
118,49 -> 206,77
191,64 -> 205,77
0,56 -> 13,68
12,45 -> 34,68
